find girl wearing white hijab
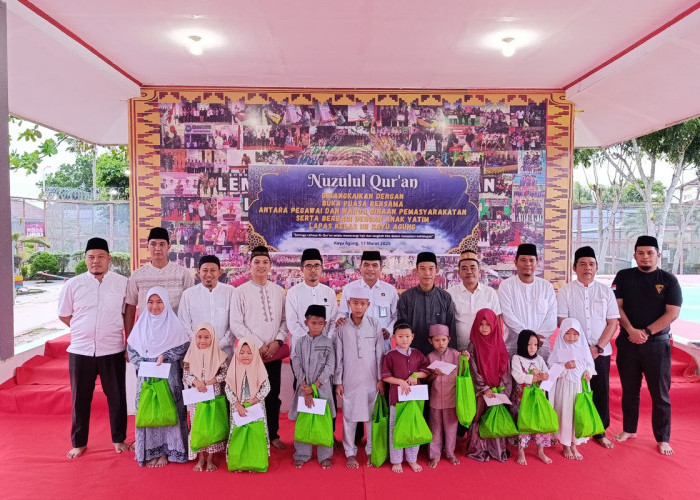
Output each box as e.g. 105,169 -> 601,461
548,318 -> 596,461
127,286 -> 190,468
182,322 -> 229,471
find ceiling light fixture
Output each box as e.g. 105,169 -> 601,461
170,28 -> 225,55
188,35 -> 203,56
501,37 -> 516,57
479,28 -> 537,56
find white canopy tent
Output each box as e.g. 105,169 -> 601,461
6,0 -> 700,147
3,0 -> 700,358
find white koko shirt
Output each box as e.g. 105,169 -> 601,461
557,280 -> 620,356
58,271 -> 128,356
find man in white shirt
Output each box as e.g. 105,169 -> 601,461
124,227 -> 194,338
557,246 -> 620,448
336,250 -> 398,353
178,255 -> 235,359
57,238 -> 130,459
447,251 -> 501,351
230,245 -> 288,450
286,248 -> 338,355
498,243 -> 557,359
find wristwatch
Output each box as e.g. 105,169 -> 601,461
594,344 -> 604,354
644,327 -> 652,336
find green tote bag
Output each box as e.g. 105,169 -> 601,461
393,399 -> 432,449
370,393 -> 389,467
135,378 -> 178,428
517,383 -> 559,434
227,419 -> 269,472
190,394 -> 229,452
293,385 -> 334,448
455,355 -> 477,427
574,377 -> 605,438
479,387 -> 519,438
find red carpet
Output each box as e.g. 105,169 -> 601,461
1,335 -> 700,499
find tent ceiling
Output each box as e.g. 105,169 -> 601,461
7,0 -> 700,147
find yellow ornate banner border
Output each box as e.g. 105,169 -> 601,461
128,87 -> 573,289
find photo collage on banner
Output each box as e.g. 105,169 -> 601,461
157,97 -> 548,291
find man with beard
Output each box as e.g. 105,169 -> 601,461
498,243 -> 557,359
612,236 -> 682,456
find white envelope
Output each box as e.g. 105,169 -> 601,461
139,362 -> 171,379
483,392 -> 512,406
427,360 -> 457,376
297,397 -> 327,415
398,384 -> 429,402
232,403 -> 265,426
539,364 -> 564,392
182,385 -> 215,406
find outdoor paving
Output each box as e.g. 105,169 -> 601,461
13,280 -> 67,347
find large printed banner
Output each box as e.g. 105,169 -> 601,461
129,89 -> 574,291
248,165 -> 480,254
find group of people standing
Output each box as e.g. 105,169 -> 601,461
57,228 -> 682,472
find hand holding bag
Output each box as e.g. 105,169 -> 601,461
479,386 -> 518,438
293,384 -> 334,448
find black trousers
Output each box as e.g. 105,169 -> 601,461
590,354 -> 611,438
69,351 -> 127,448
264,359 -> 282,441
615,335 -> 672,442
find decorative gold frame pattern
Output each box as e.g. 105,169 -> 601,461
129,87 -> 573,289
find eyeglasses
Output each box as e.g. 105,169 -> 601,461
303,264 -> 322,270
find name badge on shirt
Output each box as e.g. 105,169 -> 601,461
378,306 -> 388,318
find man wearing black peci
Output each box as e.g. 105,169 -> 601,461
612,235 -> 682,456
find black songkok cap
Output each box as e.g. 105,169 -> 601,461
416,252 -> 437,266
250,245 -> 270,260
361,250 -> 382,262
393,322 -> 413,334
85,237 -> 109,253
635,235 -> 659,250
301,248 -> 323,264
305,304 -> 326,319
148,227 -> 170,242
516,243 -> 538,258
198,255 -> 221,268
574,246 -> 596,265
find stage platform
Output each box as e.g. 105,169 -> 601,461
1,335 -> 699,499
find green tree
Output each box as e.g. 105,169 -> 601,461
42,154 -> 94,191
11,231 -> 50,274
9,116 -> 70,174
51,252 -> 72,274
620,180 -> 666,203
574,147 -> 628,273
602,117 -> 700,250
573,181 -> 593,203
38,149 -> 129,199
74,259 -> 88,275
30,252 -> 60,280
96,147 -> 130,198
